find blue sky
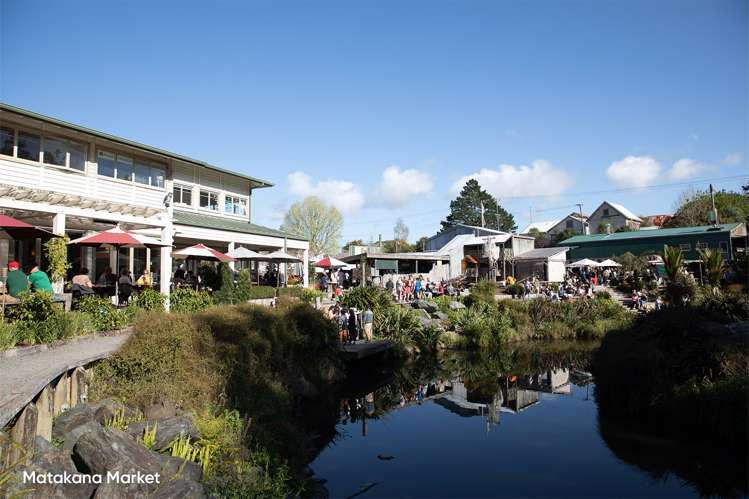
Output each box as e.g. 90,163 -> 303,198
2,0 -> 746,243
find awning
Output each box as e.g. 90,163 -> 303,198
462,255 -> 479,265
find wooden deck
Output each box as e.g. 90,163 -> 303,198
340,340 -> 393,360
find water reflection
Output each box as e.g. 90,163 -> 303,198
307,344 -> 746,498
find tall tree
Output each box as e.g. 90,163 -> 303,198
666,188 -> 749,227
393,218 -> 409,252
440,179 -> 516,232
280,196 -> 343,255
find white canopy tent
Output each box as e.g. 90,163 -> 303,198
598,259 -> 622,267
567,258 -> 600,268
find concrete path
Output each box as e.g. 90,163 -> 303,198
0,331 -> 131,428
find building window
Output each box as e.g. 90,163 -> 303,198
17,131 -> 40,161
679,243 -> 691,251
42,136 -> 67,166
0,126 -> 14,156
565,219 -> 573,229
602,208 -> 610,217
224,195 -> 247,216
695,242 -> 708,250
173,184 -> 192,206
69,142 -> 86,171
97,149 -> 166,187
719,241 -> 729,253
200,190 -> 218,211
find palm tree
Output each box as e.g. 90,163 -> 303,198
698,248 -> 725,288
662,245 -> 684,282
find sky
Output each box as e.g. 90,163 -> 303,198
1,0 -> 747,244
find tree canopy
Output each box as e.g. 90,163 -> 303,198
280,196 -> 343,255
440,179 -> 516,232
666,189 -> 749,227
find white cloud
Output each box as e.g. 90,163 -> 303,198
287,171 -> 364,213
452,160 -> 572,198
723,152 -> 744,165
371,166 -> 434,208
606,156 -> 661,188
664,158 -> 706,180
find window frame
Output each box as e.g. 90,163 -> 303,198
173,184 -> 193,206
96,148 -> 167,189
718,241 -> 729,254
199,189 -> 219,211
224,194 -> 248,216
679,243 -> 691,251
695,242 -> 708,250
0,122 -> 87,172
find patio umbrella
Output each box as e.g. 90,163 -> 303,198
598,259 -> 622,267
69,226 -> 170,301
266,250 -> 302,287
172,244 -> 234,263
314,255 -> 347,268
227,246 -> 264,284
0,214 -> 60,239
567,258 -> 600,268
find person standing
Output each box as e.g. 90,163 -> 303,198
362,307 -> 374,341
6,261 -> 28,297
338,307 -> 349,343
320,272 -> 329,297
348,308 -> 358,344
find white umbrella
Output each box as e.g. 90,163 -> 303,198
172,244 -> 234,262
227,246 -> 263,259
568,258 -> 600,268
598,259 -> 622,267
265,250 -> 302,287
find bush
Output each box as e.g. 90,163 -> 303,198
213,263 -> 237,305
465,280 -> 496,307
695,291 -> 749,322
8,291 -> 57,324
75,296 -> 125,331
170,287 -> 214,313
506,283 -> 525,298
234,269 -> 254,302
130,288 -> 166,312
340,286 -> 393,315
376,306 -> 424,344
6,292 -> 72,345
0,321 -> 17,350
277,287 -> 323,304
245,286 -> 277,300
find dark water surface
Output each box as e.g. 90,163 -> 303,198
307,344 -> 747,499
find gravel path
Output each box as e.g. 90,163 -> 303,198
0,331 -> 131,428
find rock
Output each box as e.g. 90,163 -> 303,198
93,482 -> 150,499
412,300 -> 438,313
431,311 -> 449,321
90,398 -> 138,425
62,421 -> 102,451
52,404 -> 95,440
127,415 -> 199,452
144,400 -> 177,421
34,435 -> 56,454
32,438 -> 77,473
448,301 -> 466,310
417,317 -> 432,328
73,427 -> 164,477
151,478 -> 206,498
429,319 -> 445,330
162,455 -> 203,482
414,309 -> 431,320
9,463 -> 96,499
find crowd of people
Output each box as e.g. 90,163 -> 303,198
323,304 -> 374,344
379,275 -> 465,302
3,260 -> 54,299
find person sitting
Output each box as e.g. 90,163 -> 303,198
27,265 -> 53,294
6,261 -> 28,298
97,266 -> 115,285
136,269 -> 153,287
71,267 -> 95,298
118,269 -> 134,305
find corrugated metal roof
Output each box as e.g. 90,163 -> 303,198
559,223 -> 742,245
514,247 -> 569,260
521,220 -> 558,234
0,102 -> 274,188
173,210 -> 306,240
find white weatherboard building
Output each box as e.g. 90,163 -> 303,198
0,103 -> 309,296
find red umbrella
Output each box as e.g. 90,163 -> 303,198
0,214 -> 59,239
172,244 -> 234,263
314,255 -> 347,268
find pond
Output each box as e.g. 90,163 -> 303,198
306,343 -> 747,499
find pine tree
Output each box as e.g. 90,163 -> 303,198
440,179 -> 516,232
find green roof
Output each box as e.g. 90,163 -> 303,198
173,210 -> 306,241
0,102 -> 273,188
559,223 -> 743,245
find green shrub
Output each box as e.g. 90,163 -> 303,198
8,291 -> 57,324
213,263 -> 237,305
695,291 -> 749,322
7,292 -> 70,345
432,295 -> 453,313
130,288 -> 166,312
375,306 -> 424,345
198,262 -> 222,291
506,283 -> 525,298
75,296 -> 125,331
465,280 -> 496,307
234,269 -> 253,302
245,286 -> 277,300
340,286 -> 393,315
0,321 -> 17,350
170,287 -> 214,313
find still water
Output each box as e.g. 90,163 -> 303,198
308,344 -> 747,499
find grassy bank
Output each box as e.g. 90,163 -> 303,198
592,292 -> 749,451
89,299 -> 342,497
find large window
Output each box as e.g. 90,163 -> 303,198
173,184 -> 192,206
200,190 -> 219,211
17,131 -> 40,161
0,127 -> 14,156
97,149 -> 166,188
224,195 -> 248,216
1,124 -> 86,171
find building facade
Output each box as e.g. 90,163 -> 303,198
0,103 -> 309,296
587,201 -> 642,234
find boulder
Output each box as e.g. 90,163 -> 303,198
151,478 -> 206,498
412,300 -> 438,313
448,301 -> 466,310
431,311 -> 449,321
144,400 -> 177,421
90,399 -> 138,425
417,316 -> 432,328
414,309 -> 431,320
162,455 -> 202,482
9,463 -> 96,499
126,415 -> 199,452
52,405 -> 95,441
73,427 -> 163,477
32,437 -> 77,473
62,421 -> 102,451
93,478 -> 205,499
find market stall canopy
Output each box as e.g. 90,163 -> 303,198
0,214 -> 60,239
226,246 -> 263,260
265,250 -> 302,263
598,259 -> 622,267
314,255 -> 347,268
172,243 -> 234,262
567,258 -> 600,268
69,226 -> 169,248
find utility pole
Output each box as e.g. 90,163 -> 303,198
709,184 -> 718,225
576,203 -> 585,234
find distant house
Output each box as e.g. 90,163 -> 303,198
558,223 -> 747,261
521,213 -> 588,238
514,247 -> 569,282
587,201 -> 642,233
